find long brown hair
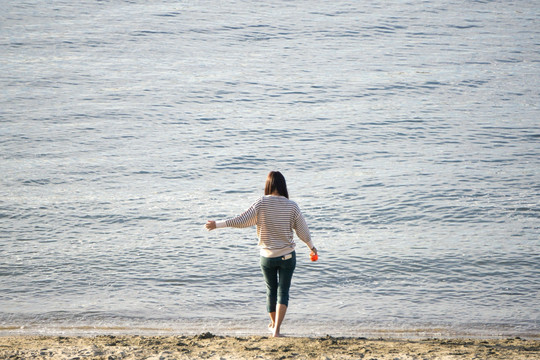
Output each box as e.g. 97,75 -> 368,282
264,171 -> 289,199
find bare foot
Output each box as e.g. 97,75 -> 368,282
268,323 -> 274,333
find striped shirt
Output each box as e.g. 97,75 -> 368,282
216,195 -> 314,258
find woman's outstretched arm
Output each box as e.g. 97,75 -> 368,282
206,198 -> 261,231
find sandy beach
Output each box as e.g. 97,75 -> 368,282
1,333 -> 539,360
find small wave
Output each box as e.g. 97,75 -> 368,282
447,24 -> 482,29
21,179 -> 51,186
130,30 -> 175,37
154,12 -> 181,18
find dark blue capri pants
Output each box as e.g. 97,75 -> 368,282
260,251 -> 296,313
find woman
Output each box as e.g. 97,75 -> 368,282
206,171 -> 317,337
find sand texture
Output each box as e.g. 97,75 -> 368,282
1,333 -> 539,359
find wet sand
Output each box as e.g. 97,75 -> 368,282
1,333 -> 539,359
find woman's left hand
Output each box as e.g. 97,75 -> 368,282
205,220 -> 216,231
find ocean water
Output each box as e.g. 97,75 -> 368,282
1,0 -> 539,338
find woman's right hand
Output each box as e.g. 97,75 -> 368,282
205,220 -> 216,231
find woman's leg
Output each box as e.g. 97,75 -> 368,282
272,304 -> 287,337
260,256 -> 278,329
273,252 -> 296,337
268,312 -> 276,330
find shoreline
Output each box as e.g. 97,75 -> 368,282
2,321 -> 538,340
1,333 -> 539,359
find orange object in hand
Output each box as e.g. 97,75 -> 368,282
310,252 -> 318,262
